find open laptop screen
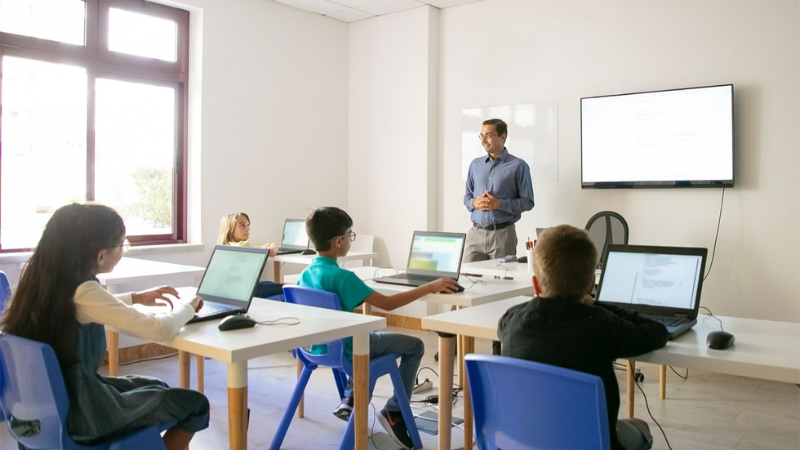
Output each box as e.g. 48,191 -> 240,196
281,219 -> 309,250
597,245 -> 706,312
407,232 -> 466,277
197,246 -> 268,305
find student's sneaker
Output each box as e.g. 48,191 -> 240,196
332,396 -> 353,421
377,409 -> 414,450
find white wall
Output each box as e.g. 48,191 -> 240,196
348,6 -> 440,270
437,0 -> 799,322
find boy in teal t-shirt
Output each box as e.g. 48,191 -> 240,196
298,207 -> 459,450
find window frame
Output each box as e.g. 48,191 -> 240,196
0,0 -> 189,251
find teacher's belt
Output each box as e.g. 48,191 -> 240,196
473,222 -> 513,230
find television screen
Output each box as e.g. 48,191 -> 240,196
581,84 -> 734,188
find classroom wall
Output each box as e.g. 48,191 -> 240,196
348,6 -> 440,268
435,0 -> 800,322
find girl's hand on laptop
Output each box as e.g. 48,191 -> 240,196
261,242 -> 278,256
131,286 -> 180,310
188,296 -> 204,312
427,278 -> 460,294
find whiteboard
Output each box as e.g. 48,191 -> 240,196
461,102 -> 558,182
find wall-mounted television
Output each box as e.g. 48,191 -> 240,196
581,84 -> 734,188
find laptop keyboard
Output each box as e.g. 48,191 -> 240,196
391,273 -> 440,283
643,315 -> 686,327
198,303 -> 236,316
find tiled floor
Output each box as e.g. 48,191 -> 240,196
2,327 -> 798,450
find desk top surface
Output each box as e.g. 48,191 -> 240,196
422,297 -> 800,384
160,296 -> 386,363
343,266 -> 534,307
97,257 -> 206,284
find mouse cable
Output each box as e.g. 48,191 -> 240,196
634,378 -> 674,450
703,188 -> 725,281
256,317 -> 300,326
699,306 -> 724,331
669,366 -> 688,380
372,267 -> 398,279
462,276 -> 487,290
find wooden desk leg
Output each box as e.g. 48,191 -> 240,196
627,360 -> 635,418
437,333 -> 456,450
179,351 -> 191,389
197,354 -> 205,393
228,361 -> 248,450
353,333 -> 370,450
462,336 -> 475,450
362,303 -> 372,315
107,330 -> 119,377
273,261 -> 281,283
296,358 -> 305,418
659,365 -> 667,399
456,334 -> 464,388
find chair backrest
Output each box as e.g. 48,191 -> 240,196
465,354 -> 611,450
584,211 -> 629,269
0,333 -> 71,449
0,270 -> 11,316
282,285 -> 351,373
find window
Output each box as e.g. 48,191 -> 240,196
0,0 -> 189,251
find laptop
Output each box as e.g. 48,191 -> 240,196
184,245 -> 270,324
374,231 -> 466,287
276,219 -> 309,255
595,244 -> 708,339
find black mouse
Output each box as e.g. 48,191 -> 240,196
517,256 -> 528,263
218,314 -> 257,331
440,283 -> 465,294
707,330 -> 735,349
300,249 -> 317,255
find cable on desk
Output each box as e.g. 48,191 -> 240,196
699,306 -> 724,331
256,317 -> 300,326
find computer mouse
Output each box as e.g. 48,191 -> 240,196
439,283 -> 465,294
218,314 -> 257,331
706,330 -> 735,350
503,255 -> 518,263
517,256 -> 528,263
300,249 -> 317,255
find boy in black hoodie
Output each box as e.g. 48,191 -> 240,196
498,225 -> 668,450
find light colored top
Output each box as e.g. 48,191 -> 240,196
230,240 -> 252,247
74,280 -> 196,342
464,148 -> 535,226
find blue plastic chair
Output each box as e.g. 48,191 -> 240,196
0,333 -> 173,450
270,285 -> 422,450
0,270 -> 11,316
465,354 -> 611,450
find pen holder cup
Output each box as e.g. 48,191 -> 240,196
526,247 -> 534,272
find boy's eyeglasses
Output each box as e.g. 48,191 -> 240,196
119,239 -> 131,253
339,233 -> 357,242
478,132 -> 497,140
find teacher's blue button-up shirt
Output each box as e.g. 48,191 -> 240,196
464,148 -> 534,227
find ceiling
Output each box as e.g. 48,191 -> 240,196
273,0 -> 482,23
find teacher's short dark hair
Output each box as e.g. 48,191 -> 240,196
306,207 -> 353,252
483,118 -> 508,137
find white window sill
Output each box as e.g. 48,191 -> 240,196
0,243 -> 205,264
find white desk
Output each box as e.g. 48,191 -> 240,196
272,251 -> 378,282
421,297 -> 800,450
160,297 -> 385,450
287,266 -> 534,390
462,258 -> 601,284
97,257 -> 206,376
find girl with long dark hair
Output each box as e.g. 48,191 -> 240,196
2,203 -> 209,450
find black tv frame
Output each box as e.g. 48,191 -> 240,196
580,84 -> 734,189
